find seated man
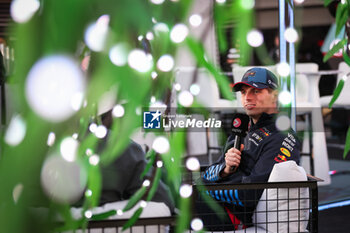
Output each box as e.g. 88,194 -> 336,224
72,111 -> 175,217
196,67 -> 301,230
98,139 -> 175,214
96,110 -> 175,213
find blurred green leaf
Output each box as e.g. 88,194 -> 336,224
78,133 -> 99,158
146,167 -> 162,202
323,39 -> 346,62
100,105 -> 140,165
233,1 -> 253,66
323,0 -> 333,6
87,164 -> 102,207
342,49 -> 350,66
175,196 -> 191,233
255,44 -> 274,66
186,37 -> 234,101
344,127 -> 350,159
204,62 -> 235,101
54,204 -> 85,232
162,131 -> 185,197
123,186 -> 147,212
122,207 -> 143,231
78,117 -> 90,140
140,150 -> 156,179
91,210 -> 117,221
329,79 -> 344,108
335,2 -> 348,36
42,0 -> 92,53
214,3 -> 228,53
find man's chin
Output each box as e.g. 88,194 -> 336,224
245,109 -> 260,116
245,110 -> 262,119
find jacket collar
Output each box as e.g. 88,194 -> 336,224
249,113 -> 276,130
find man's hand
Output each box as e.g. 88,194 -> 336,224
221,144 -> 244,177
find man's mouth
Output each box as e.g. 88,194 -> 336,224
245,104 -> 256,110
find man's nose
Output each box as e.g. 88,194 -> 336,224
244,90 -> 253,100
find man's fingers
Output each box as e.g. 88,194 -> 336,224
226,159 -> 240,166
225,153 -> 241,168
226,148 -> 241,156
227,144 -> 244,153
225,152 -> 241,159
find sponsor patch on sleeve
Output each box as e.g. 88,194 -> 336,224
280,147 -> 291,157
274,154 -> 287,163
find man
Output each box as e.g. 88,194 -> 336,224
73,110 -> 175,215
197,67 -> 301,230
98,110 -> 175,213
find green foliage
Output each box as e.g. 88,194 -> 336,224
175,196 -> 191,233
323,38 -> 347,62
140,150 -> 156,179
1,1 -> 197,231
162,131 -> 185,199
87,164 -> 103,207
186,37 -> 234,101
344,127 -> 350,159
335,1 -> 349,36
122,186 -> 147,212
91,210 -> 117,220
146,167 -> 162,202
323,0 -> 334,6
255,44 -> 275,66
342,49 -> 350,66
122,207 -> 144,231
321,1 -> 350,158
328,79 -> 345,108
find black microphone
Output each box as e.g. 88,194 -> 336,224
229,113 -> 249,171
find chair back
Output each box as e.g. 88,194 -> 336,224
334,61 -> 350,106
295,63 -> 319,108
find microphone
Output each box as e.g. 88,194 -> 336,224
230,113 -> 250,171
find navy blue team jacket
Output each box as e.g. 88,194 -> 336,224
202,113 -> 301,223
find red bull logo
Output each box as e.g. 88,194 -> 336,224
274,155 -> 287,163
259,128 -> 269,137
247,71 -> 256,76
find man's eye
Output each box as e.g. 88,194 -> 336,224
254,90 -> 260,94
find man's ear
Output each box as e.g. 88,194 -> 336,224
274,90 -> 278,99
272,89 -> 278,104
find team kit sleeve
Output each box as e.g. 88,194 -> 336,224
201,137 -> 250,207
202,136 -> 235,183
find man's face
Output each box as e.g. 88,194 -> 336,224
240,85 -> 277,122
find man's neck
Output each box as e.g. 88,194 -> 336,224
251,111 -> 277,124
251,116 -> 260,124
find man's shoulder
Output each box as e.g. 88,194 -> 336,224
263,128 -> 301,152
